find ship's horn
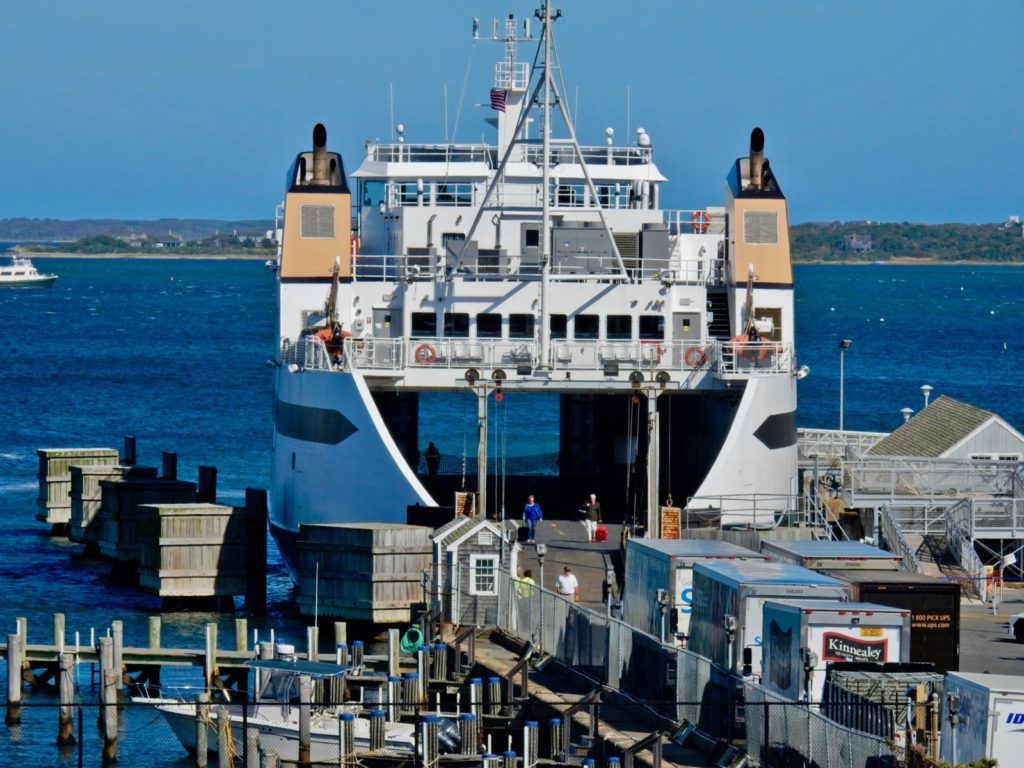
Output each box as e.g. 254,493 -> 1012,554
749,127 -> 765,191
312,123 -> 330,185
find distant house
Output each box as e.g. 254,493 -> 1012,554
154,234 -> 183,249
867,395 -> 1024,462
841,234 -> 872,253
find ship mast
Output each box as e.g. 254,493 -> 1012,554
539,1 -> 552,369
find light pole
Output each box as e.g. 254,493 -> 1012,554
838,339 -> 852,431
921,384 -> 933,408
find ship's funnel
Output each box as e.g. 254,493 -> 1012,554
312,123 -> 330,185
749,127 -> 765,191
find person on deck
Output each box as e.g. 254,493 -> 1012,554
523,494 -> 543,543
582,493 -> 601,542
424,442 -> 441,478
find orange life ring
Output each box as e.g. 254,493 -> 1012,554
414,344 -> 437,364
684,346 -> 707,367
733,335 -> 769,362
691,210 -> 710,233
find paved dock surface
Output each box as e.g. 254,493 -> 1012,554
515,519 -> 621,607
959,588 -> 1024,675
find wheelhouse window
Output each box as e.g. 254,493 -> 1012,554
550,314 -> 567,339
411,312 -> 437,337
444,313 -> 470,337
437,183 -> 473,207
607,315 -> 632,340
469,554 -> 497,596
397,182 -> 420,206
639,315 -> 664,340
477,313 -> 502,338
574,314 -> 598,339
509,314 -> 535,339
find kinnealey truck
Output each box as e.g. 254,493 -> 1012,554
621,538 -> 768,642
688,561 -> 849,677
820,569 -> 960,673
760,600 -> 910,703
941,672 -> 1024,765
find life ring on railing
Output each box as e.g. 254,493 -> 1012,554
691,210 -> 710,233
641,340 -> 665,363
414,344 -> 437,364
684,346 -> 707,367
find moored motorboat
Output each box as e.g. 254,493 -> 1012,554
0,255 -> 57,287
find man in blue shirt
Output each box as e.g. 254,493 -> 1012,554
523,494 -> 543,543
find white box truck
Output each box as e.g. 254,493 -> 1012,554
761,600 -> 910,703
688,561 -> 849,676
622,538 -> 768,640
941,672 -> 1024,765
760,540 -> 902,571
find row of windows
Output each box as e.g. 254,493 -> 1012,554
411,311 -> 664,340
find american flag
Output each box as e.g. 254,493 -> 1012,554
490,88 -> 508,112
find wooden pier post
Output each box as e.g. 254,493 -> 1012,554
149,616 -> 162,649
111,620 -> 124,685
123,435 -> 137,466
205,622 -> 218,692
97,636 -> 113,733
54,613 -> 66,652
217,707 -> 232,768
262,750 -> 280,768
298,675 -> 312,765
57,653 -> 75,746
161,451 -> 177,480
6,633 -> 21,725
196,692 -> 210,768
334,621 -> 347,647
388,628 -> 400,677
246,730 -> 260,768
255,641 -> 273,693
244,488 -> 268,611
102,668 -> 118,764
198,466 -> 218,503
16,617 -> 27,668
235,619 -> 248,653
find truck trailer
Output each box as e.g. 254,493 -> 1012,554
821,569 -> 960,673
622,538 -> 768,640
761,540 -> 902,571
688,561 -> 849,677
761,600 -> 911,703
941,672 -> 1024,765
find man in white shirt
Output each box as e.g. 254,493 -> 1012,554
555,566 -> 579,602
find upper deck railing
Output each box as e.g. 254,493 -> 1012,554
282,335 -> 794,380
797,428 -> 888,464
845,456 -> 1021,502
364,141 -> 654,168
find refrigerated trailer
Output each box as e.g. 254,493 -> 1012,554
941,672 -> 1024,765
760,540 -> 902,571
761,600 -> 911,703
688,561 -> 849,676
821,569 -> 960,673
622,538 -> 768,640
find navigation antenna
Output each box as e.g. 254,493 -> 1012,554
451,3 -> 631,369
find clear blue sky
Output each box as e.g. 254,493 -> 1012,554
2,1 -> 1020,223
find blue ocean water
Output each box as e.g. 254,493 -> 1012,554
0,256 -> 1021,763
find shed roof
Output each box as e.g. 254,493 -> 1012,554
866,395 -> 994,457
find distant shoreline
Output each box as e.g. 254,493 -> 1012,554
24,251 -> 269,261
795,258 -> 1024,266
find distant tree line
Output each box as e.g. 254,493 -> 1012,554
791,221 -> 1024,262
23,233 -> 274,255
0,217 -> 273,242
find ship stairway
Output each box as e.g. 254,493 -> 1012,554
706,291 -> 731,340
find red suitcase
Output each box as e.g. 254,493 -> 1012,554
595,524 -> 608,543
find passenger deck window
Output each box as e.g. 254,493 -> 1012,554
574,314 -> 598,339
607,315 -> 632,340
411,312 -> 437,337
509,314 -> 535,339
444,313 -> 470,338
639,315 -> 664,340
477,313 -> 502,338
550,314 -> 567,339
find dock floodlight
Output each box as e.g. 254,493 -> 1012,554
838,339 -> 852,350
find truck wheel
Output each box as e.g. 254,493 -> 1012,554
1015,620 -> 1024,643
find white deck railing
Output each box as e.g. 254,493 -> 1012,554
797,429 -> 887,463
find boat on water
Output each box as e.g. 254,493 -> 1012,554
137,659 -> 421,760
0,255 -> 57,286
270,4 -> 801,577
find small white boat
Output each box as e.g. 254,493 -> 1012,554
136,659 -> 420,761
0,256 -> 58,287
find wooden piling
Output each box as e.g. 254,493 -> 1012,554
205,623 -> 218,692
306,626 -> 318,663
262,750 -> 280,768
6,633 -> 21,725
334,621 -> 347,647
388,628 -> 400,677
234,618 -> 247,653
54,613 -> 65,652
244,488 -> 268,611
198,466 -> 218,503
217,707 -> 232,768
102,668 -> 118,764
57,653 -> 75,746
298,675 -> 311,765
149,616 -> 162,649
162,451 -> 177,480
246,729 -> 260,768
16,617 -> 27,668
111,620 -> 124,685
123,435 -> 136,466
196,692 -> 210,768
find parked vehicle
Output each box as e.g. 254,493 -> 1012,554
940,672 -> 1024,765
821,569 -> 960,673
761,600 -> 910,703
622,539 -> 768,641
760,540 -> 901,571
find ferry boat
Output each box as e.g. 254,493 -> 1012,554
0,255 -> 57,287
270,5 -> 801,575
